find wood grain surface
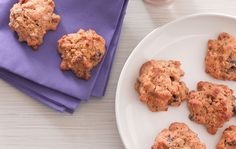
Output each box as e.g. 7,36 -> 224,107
1,0 -> 236,148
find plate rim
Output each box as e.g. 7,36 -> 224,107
115,13 -> 236,149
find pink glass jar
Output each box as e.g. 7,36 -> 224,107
144,0 -> 173,5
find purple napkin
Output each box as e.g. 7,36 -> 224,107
0,0 -> 128,113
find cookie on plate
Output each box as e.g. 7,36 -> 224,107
188,81 -> 236,134
9,0 -> 60,49
205,32 -> 236,81
135,60 -> 189,112
217,125 -> 236,149
58,29 -> 106,80
152,122 -> 206,149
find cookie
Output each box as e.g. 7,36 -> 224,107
152,122 -> 206,149
135,60 -> 188,112
205,32 -> 236,81
187,81 -> 236,134
217,125 -> 236,149
9,0 -> 60,49
58,29 -> 106,80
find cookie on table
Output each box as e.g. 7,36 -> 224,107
58,29 -> 106,80
188,81 -> 236,135
152,122 -> 206,149
9,0 -> 60,49
205,32 -> 236,81
135,60 -> 189,112
217,125 -> 236,149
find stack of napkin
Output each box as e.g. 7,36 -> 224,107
0,0 -> 128,113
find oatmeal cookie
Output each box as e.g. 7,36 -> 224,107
152,122 -> 206,149
188,81 -> 236,134
57,29 -> 106,80
205,32 -> 236,80
135,60 -> 188,112
9,0 -> 60,49
217,125 -> 236,149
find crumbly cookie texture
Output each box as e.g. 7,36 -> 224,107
135,60 -> 189,112
205,32 -> 236,81
58,29 -> 106,80
152,122 -> 206,149
217,125 -> 236,149
188,81 -> 236,135
9,0 -> 60,49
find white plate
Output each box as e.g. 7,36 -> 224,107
116,13 -> 236,149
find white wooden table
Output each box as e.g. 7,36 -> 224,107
1,0 -> 236,148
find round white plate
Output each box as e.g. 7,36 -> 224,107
116,13 -> 236,149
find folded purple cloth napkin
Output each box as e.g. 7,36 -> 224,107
0,0 -> 128,113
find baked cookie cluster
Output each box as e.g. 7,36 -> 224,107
135,33 -> 236,148
187,81 -> 236,134
205,32 -> 236,81
9,0 -> 60,49
9,0 -> 106,80
217,125 -> 236,149
135,60 -> 188,112
58,29 -> 106,80
152,122 -> 206,149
